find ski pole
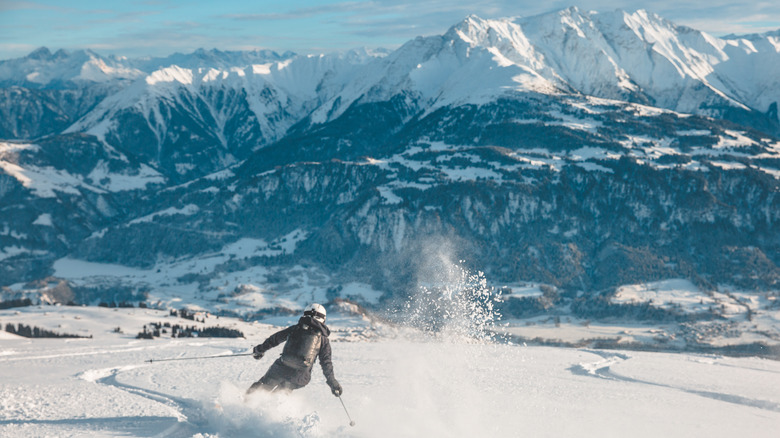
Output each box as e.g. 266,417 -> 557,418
145,353 -> 253,363
338,395 -> 356,427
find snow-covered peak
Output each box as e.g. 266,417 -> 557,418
302,9 -> 780,126
133,48 -> 297,72
445,14 -> 538,60
145,65 -> 194,86
0,47 -> 144,87
307,13 -> 559,120
65,48 -> 385,146
492,8 -> 779,112
25,46 -> 55,61
431,9 -> 727,107
723,28 -> 780,42
403,8 -> 774,116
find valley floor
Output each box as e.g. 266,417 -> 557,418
1,306 -> 779,437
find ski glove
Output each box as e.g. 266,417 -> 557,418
328,379 -> 342,397
252,345 -> 264,360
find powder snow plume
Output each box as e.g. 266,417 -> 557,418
396,239 -> 502,343
366,241 -> 509,437
194,382 -> 341,437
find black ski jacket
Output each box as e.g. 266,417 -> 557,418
254,316 -> 336,387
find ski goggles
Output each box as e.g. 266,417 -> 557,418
304,310 -> 326,321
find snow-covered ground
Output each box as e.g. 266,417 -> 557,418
1,305 -> 779,437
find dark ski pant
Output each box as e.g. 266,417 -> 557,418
247,360 -> 309,394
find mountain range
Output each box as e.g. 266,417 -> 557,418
1,7 -> 778,323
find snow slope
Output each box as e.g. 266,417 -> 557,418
0,141 -> 165,197
310,8 -> 780,124
1,305 -> 779,437
64,49 -> 384,145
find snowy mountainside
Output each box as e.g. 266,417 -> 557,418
4,8 -> 780,148
1,8 -> 779,358
0,85 -> 121,139
0,135 -> 165,285
0,47 -> 299,89
61,49 -> 384,182
303,7 -> 780,132
0,47 -> 143,87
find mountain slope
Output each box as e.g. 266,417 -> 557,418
1,8 -> 779,316
300,8 -> 780,133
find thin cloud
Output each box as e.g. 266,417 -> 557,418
50,11 -> 163,32
82,10 -> 162,25
683,15 -> 780,36
0,42 -> 38,52
223,1 -> 380,21
0,1 -> 52,11
0,0 -> 82,14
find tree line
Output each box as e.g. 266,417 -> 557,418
3,322 -> 90,338
136,321 -> 244,339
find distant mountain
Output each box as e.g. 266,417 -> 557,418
1,8 -> 778,319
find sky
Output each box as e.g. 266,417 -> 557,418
1,0 -> 779,60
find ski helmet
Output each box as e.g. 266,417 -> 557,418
304,303 -> 326,323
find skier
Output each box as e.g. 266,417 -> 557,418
247,303 -> 342,397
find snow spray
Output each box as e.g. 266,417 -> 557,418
396,244 -> 502,343
201,382 -> 329,437
354,247 -> 509,437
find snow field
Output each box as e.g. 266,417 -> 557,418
2,306 -> 780,437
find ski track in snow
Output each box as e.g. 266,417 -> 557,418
73,367 -> 240,438
0,343 -> 176,363
72,355 -> 341,437
568,349 -> 631,381
570,350 -> 780,413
